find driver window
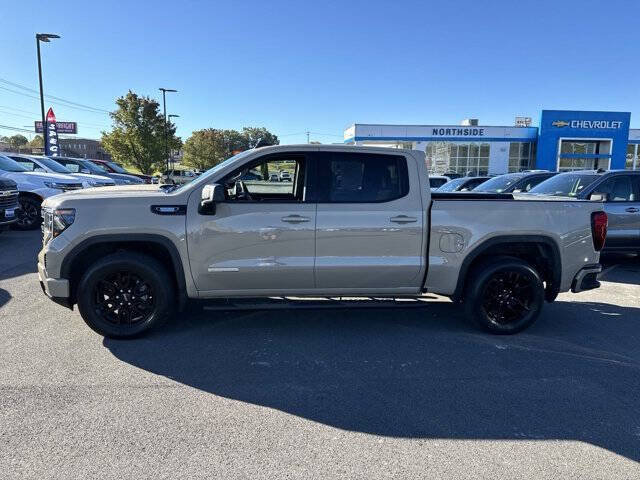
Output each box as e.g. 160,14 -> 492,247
598,176 -> 634,202
224,155 -> 306,202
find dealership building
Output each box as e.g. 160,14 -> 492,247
343,110 -> 640,176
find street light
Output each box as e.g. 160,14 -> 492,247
168,114 -> 180,170
36,33 -> 60,154
159,88 -> 177,173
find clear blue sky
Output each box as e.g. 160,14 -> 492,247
2,0 -> 640,144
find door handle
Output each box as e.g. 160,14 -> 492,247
625,207 -> 639,213
390,215 -> 417,224
281,215 -> 310,223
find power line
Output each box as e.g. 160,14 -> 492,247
0,77 -> 111,114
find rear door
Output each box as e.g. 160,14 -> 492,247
314,151 -> 424,290
595,174 -> 640,250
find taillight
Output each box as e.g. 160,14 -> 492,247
591,211 -> 607,251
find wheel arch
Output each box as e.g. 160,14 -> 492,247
452,235 -> 561,303
60,234 -> 187,309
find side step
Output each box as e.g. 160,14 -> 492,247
201,295 -> 442,312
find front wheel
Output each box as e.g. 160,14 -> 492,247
77,252 -> 175,338
464,257 -> 544,334
14,196 -> 41,230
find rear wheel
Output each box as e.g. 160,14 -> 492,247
76,252 -> 175,338
14,196 -> 41,230
464,257 -> 544,334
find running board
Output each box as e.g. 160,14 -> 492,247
201,295 -> 441,312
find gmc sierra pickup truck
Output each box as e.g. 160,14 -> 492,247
38,145 -> 607,338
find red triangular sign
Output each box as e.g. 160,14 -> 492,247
46,107 -> 56,123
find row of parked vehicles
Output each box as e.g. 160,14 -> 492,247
0,153 -> 148,231
433,169 -> 640,254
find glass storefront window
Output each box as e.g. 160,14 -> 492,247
426,141 -> 490,176
626,144 -> 636,170
560,142 -> 597,155
508,142 -> 534,172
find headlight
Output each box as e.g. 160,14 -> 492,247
44,181 -> 68,190
51,208 -> 76,238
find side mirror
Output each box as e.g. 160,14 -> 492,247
512,188 -> 523,193
590,192 -> 608,202
199,183 -> 225,215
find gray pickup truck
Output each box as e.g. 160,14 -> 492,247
38,145 -> 607,338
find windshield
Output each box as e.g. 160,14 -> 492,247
83,160 -> 109,173
172,150 -> 254,193
106,161 -> 128,174
0,155 -> 28,172
35,156 -> 72,174
473,174 -> 521,193
529,174 -> 600,197
436,177 -> 466,192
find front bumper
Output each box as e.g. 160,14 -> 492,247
38,259 -> 73,308
571,264 -> 602,293
0,206 -> 20,227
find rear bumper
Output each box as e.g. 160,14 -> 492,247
38,260 -> 73,309
571,264 -> 602,293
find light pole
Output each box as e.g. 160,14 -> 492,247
36,33 -> 60,154
159,88 -> 177,173
168,114 -> 180,169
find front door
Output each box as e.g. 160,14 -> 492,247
595,175 -> 640,250
314,151 -> 425,291
186,152 -> 316,294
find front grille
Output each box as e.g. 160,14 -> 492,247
0,190 -> 19,209
61,184 -> 83,191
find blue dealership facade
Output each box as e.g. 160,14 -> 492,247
344,110 -> 640,175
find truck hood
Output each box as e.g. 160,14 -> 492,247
43,184 -> 163,207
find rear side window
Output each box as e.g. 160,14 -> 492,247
596,176 -> 635,201
317,153 -> 409,203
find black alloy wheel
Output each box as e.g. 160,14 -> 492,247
465,257 -> 544,334
77,252 -> 174,338
93,271 -> 155,325
14,197 -> 41,230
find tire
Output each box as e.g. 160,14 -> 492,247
464,257 -> 544,334
14,196 -> 42,230
76,252 -> 175,338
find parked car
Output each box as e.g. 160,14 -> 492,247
279,171 -> 292,182
51,156 -> 143,186
7,154 -> 115,188
37,145 -> 605,339
529,169 -> 640,254
429,175 -> 450,189
437,176 -> 490,192
0,154 -> 84,230
473,170 -> 557,193
90,158 -> 156,184
0,178 -> 19,233
269,173 -> 280,182
162,169 -> 197,185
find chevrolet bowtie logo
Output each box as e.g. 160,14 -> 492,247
552,120 -> 570,128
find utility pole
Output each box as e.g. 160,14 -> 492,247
168,114 -> 180,170
36,33 -> 60,154
159,88 -> 177,173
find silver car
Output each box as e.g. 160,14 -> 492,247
530,170 -> 640,253
7,154 -> 115,188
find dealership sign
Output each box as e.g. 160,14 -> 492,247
35,120 -> 77,134
552,119 -> 623,129
431,127 -> 485,136
44,108 -> 60,157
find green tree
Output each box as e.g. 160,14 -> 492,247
29,135 -> 44,148
8,134 -> 29,149
101,91 -> 181,174
182,127 -> 279,171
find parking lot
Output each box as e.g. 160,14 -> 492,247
1,229 -> 639,479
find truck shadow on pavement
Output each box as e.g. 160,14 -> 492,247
104,299 -> 640,462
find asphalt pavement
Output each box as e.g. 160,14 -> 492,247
1,229 -> 639,479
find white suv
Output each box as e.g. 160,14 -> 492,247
0,154 -> 84,230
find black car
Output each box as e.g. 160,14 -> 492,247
473,171 -> 557,194
437,176 -> 490,192
529,169 -> 640,253
0,178 -> 20,233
